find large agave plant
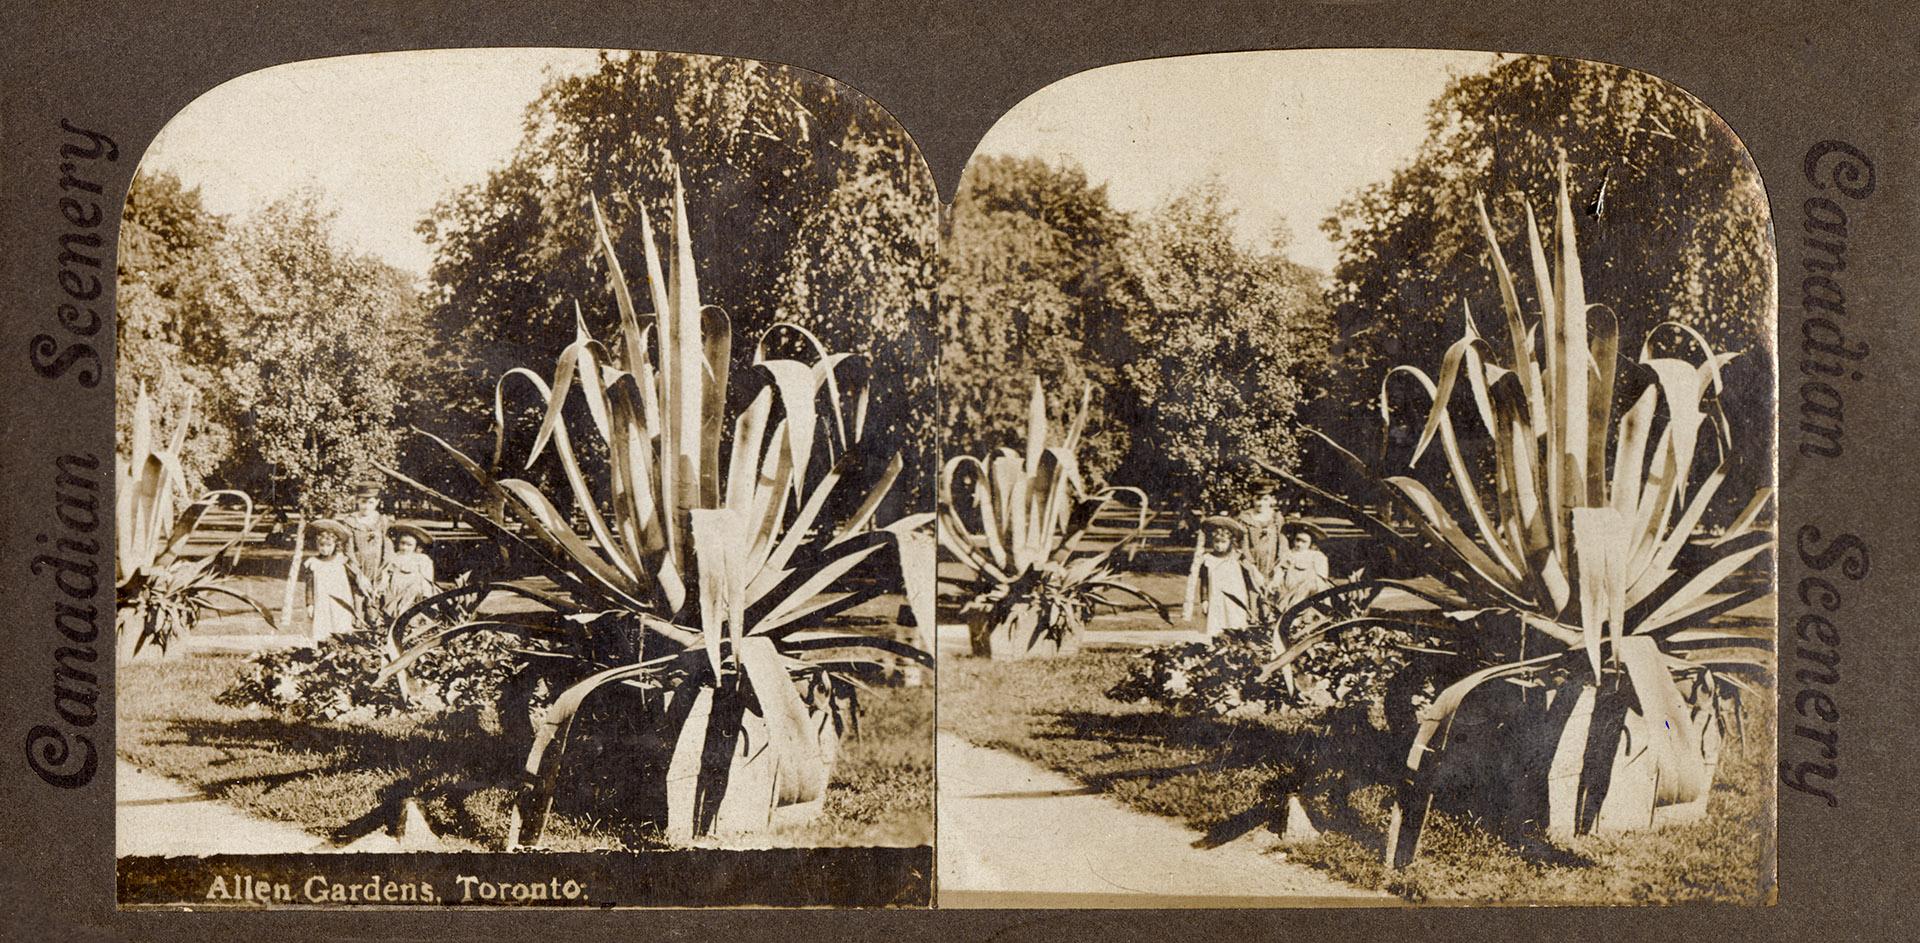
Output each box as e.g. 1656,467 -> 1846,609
1261,160 -> 1773,861
377,174 -> 935,846
938,380 -> 1164,658
115,387 -> 266,656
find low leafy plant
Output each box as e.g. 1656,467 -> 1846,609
1106,625 -> 1286,715
115,386 -> 267,656
1260,160 -> 1773,862
939,380 -> 1164,657
1286,623 -> 1442,731
1111,575 -> 1433,721
219,577 -> 518,722
218,631 -> 414,721
377,172 -> 933,846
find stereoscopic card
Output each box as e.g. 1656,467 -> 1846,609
0,0 -> 1912,937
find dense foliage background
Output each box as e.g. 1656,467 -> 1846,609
118,178 -> 428,513
120,50 -> 941,515
121,52 -> 1772,522
1317,56 -> 1773,507
940,54 -> 1772,516
417,51 -> 939,505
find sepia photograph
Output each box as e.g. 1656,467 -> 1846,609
11,0 -> 1920,935
113,47 -> 939,907
934,49 -> 1777,906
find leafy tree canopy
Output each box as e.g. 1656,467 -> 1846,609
117,170 -> 232,490
939,155 -> 1133,479
1320,56 -> 1772,436
1111,182 -> 1334,510
214,193 -> 429,514
418,51 -> 939,498
941,158 -> 1335,511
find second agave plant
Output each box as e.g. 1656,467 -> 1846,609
379,170 -> 935,847
939,380 -> 1165,659
1261,158 -> 1773,865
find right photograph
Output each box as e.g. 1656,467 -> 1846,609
934,50 -> 1777,906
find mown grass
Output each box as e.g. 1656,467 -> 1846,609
940,651 -> 1773,904
119,653 -> 932,852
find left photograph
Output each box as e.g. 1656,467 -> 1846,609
114,48 -> 939,908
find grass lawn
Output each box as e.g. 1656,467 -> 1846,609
939,651 -> 1774,904
120,653 -> 932,852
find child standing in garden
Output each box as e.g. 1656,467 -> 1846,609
1237,487 -> 1288,585
303,520 -> 363,643
342,484 -> 393,587
1270,523 -> 1332,612
1183,519 -> 1261,639
378,523 -> 438,635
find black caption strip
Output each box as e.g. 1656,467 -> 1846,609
118,847 -> 932,908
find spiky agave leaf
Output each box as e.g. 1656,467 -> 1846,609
115,386 -> 265,655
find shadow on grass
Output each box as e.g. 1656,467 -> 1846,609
942,627 -> 1772,902
1031,709 -> 1293,782
1019,702 -> 1604,872
131,708 -> 672,850
123,655 -> 934,852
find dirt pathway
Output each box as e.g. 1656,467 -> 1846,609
936,733 -> 1390,907
117,762 -> 331,856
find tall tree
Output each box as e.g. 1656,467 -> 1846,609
1110,182 -> 1334,510
1320,55 -> 1773,490
938,155 -> 1132,479
418,51 -> 940,488
116,170 -> 231,490
775,131 -> 940,502
214,193 -> 427,516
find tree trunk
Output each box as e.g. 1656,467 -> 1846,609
280,516 -> 307,637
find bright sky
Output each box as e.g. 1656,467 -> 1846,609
140,48 -> 606,278
973,49 -> 1503,272
141,47 -> 1500,280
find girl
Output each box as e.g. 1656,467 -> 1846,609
378,523 -> 438,625
1183,518 -> 1261,639
303,520 -> 363,642
1270,523 -> 1332,612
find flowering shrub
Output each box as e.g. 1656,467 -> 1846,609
219,631 -> 404,721
1106,626 -> 1283,715
1288,625 -> 1440,732
1107,617 -> 1441,727
218,629 -> 519,722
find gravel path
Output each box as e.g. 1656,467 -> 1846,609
936,733 -> 1389,907
116,762 -> 330,857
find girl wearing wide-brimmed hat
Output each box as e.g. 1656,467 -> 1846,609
1269,520 -> 1332,613
303,519 -> 364,642
377,523 -> 438,629
1183,516 -> 1262,639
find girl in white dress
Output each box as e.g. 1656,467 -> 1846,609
303,522 -> 362,642
378,524 -> 438,635
1183,522 -> 1261,639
